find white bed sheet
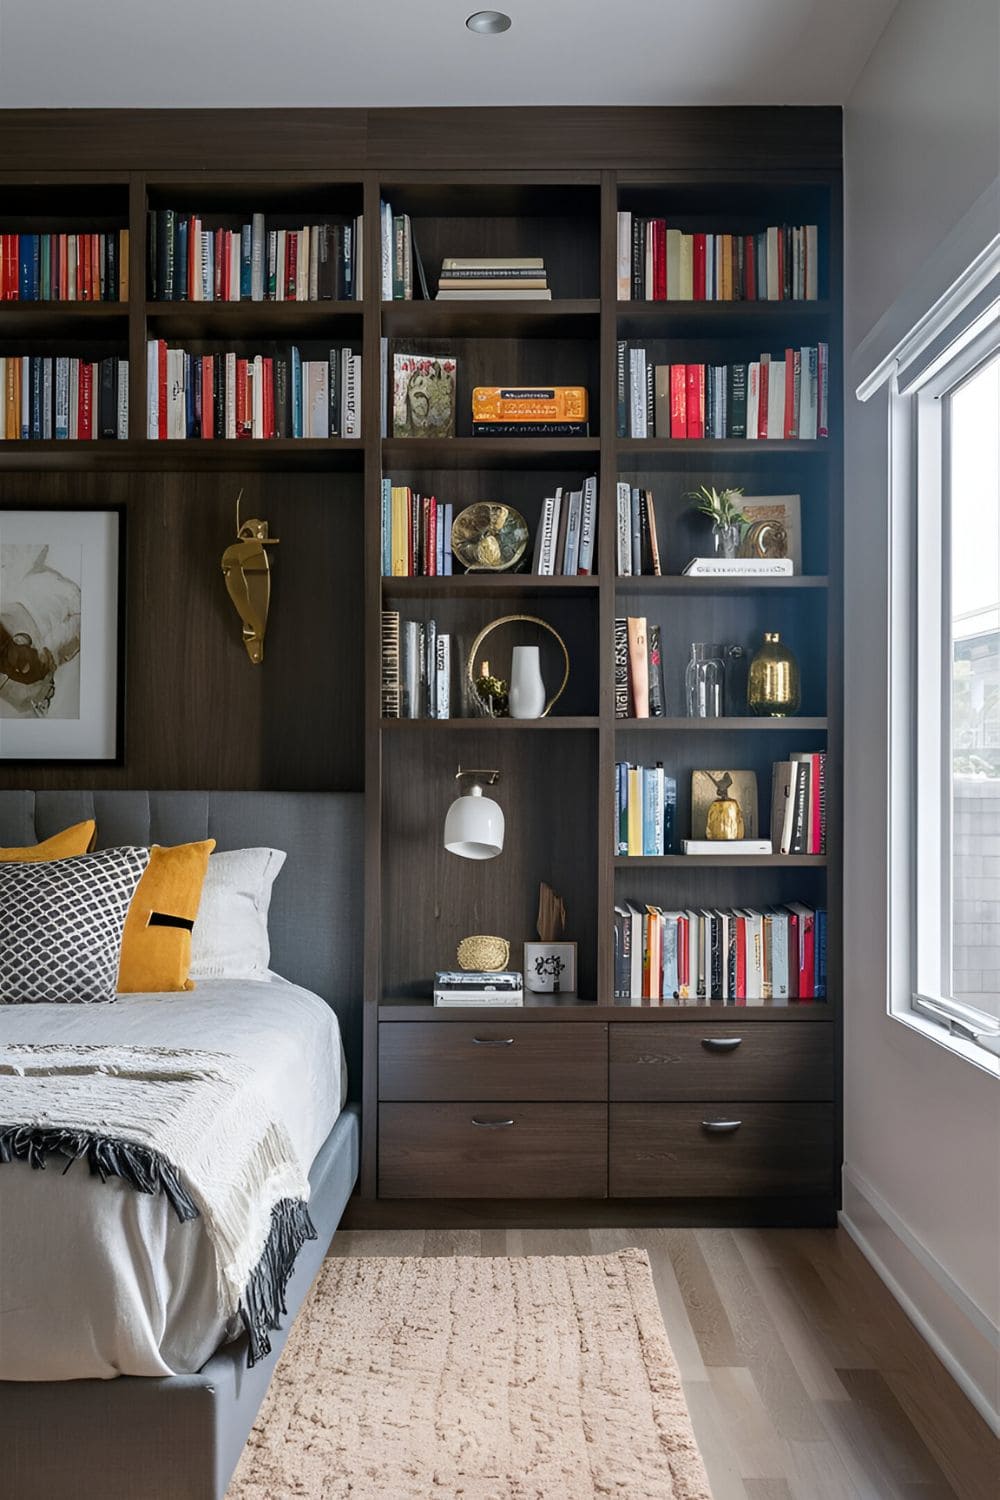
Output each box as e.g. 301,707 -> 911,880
0,976 -> 345,1381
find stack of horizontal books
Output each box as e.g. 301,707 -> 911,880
436,257 -> 551,300
433,970 -> 524,1007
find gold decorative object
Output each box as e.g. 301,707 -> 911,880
465,615 -> 569,718
741,517 -> 789,560
457,935 -> 510,971
747,632 -> 801,716
451,503 -> 529,573
691,769 -> 759,841
221,491 -> 279,665
704,771 -> 746,841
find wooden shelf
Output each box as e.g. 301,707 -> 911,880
144,299 -> 363,338
0,302 -> 129,337
616,574 -> 828,594
382,437 -> 601,471
380,716 -> 600,731
381,299 -> 600,339
382,573 -> 599,597
616,716 -> 828,731
617,438 -> 831,461
615,854 -> 828,868
0,438 -> 365,471
616,299 -> 832,339
379,997 -> 832,1021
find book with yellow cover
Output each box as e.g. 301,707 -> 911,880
472,386 -> 588,423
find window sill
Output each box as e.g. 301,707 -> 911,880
891,1003 -> 1000,1079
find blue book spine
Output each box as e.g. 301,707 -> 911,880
380,478 -> 391,575
19,235 -> 34,301
663,776 -> 677,854
177,220 -> 188,300
815,909 -> 827,998
240,227 -> 253,299
442,503 -> 453,575
642,768 -> 659,856
615,765 -> 622,855
30,358 -> 42,439
661,915 -> 678,1002
290,346 -> 302,438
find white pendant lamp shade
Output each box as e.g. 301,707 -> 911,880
444,782 -> 505,860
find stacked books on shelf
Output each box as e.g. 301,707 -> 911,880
0,356 -> 128,440
532,477 -> 598,575
380,203 -> 428,300
613,902 -> 827,1003
148,211 -> 362,301
436,256 -> 551,301
145,343 -> 360,439
616,214 -> 819,302
380,611 -> 452,719
381,482 -> 454,577
771,752 -> 827,855
614,615 -> 665,718
0,231 -> 129,302
472,385 -> 589,438
616,345 -> 829,440
615,484 -> 662,575
615,763 -> 677,856
434,970 -> 524,1007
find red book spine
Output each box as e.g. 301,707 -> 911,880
686,364 -> 704,439
670,364 -> 687,438
79,362 -> 93,438
799,913 -> 815,998
693,233 -> 706,300
91,234 -> 100,302
214,231 -> 224,302
783,348 -> 796,439
262,356 -> 274,438
0,235 -> 6,300
157,340 -> 168,440
757,359 -> 769,440
653,220 -> 666,302
428,495 -> 437,576
7,234 -> 19,300
735,916 -> 747,1004
810,753 -> 823,854
201,355 -> 214,438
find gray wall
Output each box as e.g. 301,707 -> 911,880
844,0 -> 1000,1421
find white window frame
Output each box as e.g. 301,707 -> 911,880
858,232 -> 1000,1075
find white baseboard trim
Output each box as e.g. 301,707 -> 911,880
840,1166 -> 999,1434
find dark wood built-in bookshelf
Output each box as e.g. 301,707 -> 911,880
0,108 -> 843,1227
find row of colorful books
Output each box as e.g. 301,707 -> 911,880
380,612 -> 452,719
614,902 -> 827,1003
615,616 -> 665,719
616,346 -> 830,440
532,478 -> 598,575
148,212 -> 362,302
380,204 -> 427,300
615,763 -> 678,856
381,484 -> 455,577
145,342 -> 360,440
0,356 -> 128,441
616,215 -> 819,302
0,231 -> 129,303
771,754 -> 827,855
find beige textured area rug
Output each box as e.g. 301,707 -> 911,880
229,1248 -> 713,1500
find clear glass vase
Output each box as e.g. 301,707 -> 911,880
712,521 -> 743,560
685,642 -> 726,718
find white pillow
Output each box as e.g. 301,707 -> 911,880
189,847 -> 286,980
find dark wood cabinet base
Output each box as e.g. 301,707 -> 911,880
342,1194 -> 839,1231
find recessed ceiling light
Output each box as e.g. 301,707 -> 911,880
466,10 -> 512,34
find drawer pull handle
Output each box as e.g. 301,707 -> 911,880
471,1037 -> 515,1046
471,1117 -> 515,1129
701,1119 -> 743,1133
701,1037 -> 743,1052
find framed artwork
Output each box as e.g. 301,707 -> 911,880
691,769 -> 759,840
523,941 -> 577,995
738,495 -> 802,572
0,507 -> 125,762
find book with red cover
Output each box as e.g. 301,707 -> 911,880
670,364 -> 687,438
783,348 -> 796,439
5,235 -> 19,300
236,358 -> 249,437
686,364 -> 705,439
262,356 -> 274,438
735,913 -> 747,1005
677,913 -> 690,1000
79,362 -> 93,438
786,902 -> 815,998
651,220 -> 666,302
693,233 -> 706,301
157,340 -> 168,440
201,355 -> 214,438
427,496 -> 438,576
757,358 -> 769,440
743,235 -> 755,299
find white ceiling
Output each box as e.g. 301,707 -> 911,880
0,0 -> 897,109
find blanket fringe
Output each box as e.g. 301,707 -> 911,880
239,1197 -> 317,1367
0,1125 -> 199,1221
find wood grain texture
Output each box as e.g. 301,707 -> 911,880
379,1020 -> 608,1101
325,1225 -> 999,1500
609,1022 -> 835,1102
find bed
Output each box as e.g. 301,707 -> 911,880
0,790 -> 363,1500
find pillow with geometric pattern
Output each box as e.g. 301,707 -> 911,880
0,846 -> 150,1004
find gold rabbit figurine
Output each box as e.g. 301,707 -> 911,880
221,491 -> 279,665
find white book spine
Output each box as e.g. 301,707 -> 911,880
251,212 -> 265,301
577,474 -> 597,574
563,489 -> 583,575
435,633 -> 450,718
343,350 -> 360,438
68,360 -> 79,439
616,480 -> 632,575
252,354 -> 265,439
617,211 -> 631,300
116,360 -> 129,440
225,352 -> 237,439
53,357 -> 69,440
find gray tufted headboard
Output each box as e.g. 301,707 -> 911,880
0,790 -> 364,1087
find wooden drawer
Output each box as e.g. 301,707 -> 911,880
610,1102 -> 835,1198
379,1021 -> 607,1101
379,1102 -> 608,1198
609,1021 -> 834,1102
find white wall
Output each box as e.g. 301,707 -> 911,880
844,0 -> 1000,1425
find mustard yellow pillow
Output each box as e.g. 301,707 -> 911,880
0,821 -> 96,862
117,839 -> 216,993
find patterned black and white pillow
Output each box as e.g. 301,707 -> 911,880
0,846 -> 149,1004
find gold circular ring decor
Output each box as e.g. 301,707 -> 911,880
465,614 -> 570,718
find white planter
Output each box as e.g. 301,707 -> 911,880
509,645 -> 546,719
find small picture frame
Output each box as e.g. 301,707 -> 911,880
523,941 -> 577,995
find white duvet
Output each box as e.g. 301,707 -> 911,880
0,977 -> 345,1381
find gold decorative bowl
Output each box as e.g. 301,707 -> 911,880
457,935 -> 511,972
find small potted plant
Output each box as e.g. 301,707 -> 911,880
688,485 -> 747,560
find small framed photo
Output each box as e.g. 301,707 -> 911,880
0,507 -> 125,762
523,941 -> 577,995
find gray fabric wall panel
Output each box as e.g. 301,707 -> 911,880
0,790 -> 364,1082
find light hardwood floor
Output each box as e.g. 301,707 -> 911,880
328,1226 -> 998,1500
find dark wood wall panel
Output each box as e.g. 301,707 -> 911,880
0,473 -> 363,790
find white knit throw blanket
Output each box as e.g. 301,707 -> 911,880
0,1041 -> 311,1339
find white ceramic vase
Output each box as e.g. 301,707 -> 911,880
509,645 -> 546,719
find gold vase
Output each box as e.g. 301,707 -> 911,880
706,793 -> 745,840
747,632 -> 800,717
